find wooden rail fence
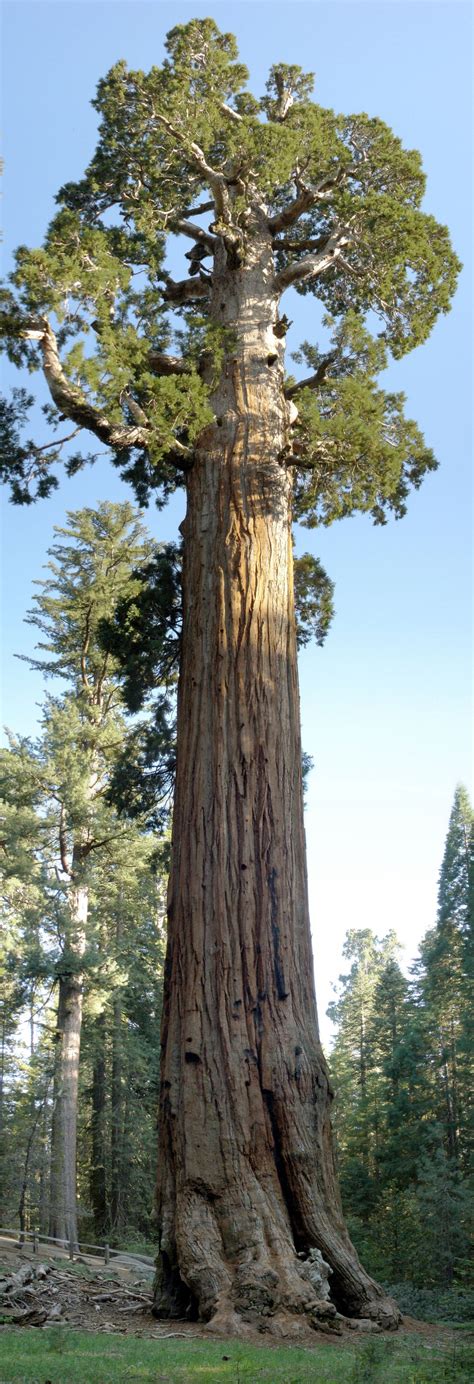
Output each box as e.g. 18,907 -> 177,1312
0,1224 -> 121,1265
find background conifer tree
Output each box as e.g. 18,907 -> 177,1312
416,786 -> 473,1171
0,503 -> 172,1245
328,788 -> 472,1297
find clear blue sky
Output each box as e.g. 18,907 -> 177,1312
1,2 -> 472,1042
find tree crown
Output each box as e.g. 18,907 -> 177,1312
0,17 -> 461,535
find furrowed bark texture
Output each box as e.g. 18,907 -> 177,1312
155,211 -> 399,1333
111,990 -> 124,1234
49,883 -> 87,1248
90,1013 -> 107,1239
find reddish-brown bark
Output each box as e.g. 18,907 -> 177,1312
154,214 -> 399,1334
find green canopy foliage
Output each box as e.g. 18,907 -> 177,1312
0,15 -> 460,539
291,313 -> 437,526
0,502 -> 174,973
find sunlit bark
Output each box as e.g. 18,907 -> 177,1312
155,211 -> 399,1333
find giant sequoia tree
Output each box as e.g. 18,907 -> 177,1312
0,19 -> 460,1332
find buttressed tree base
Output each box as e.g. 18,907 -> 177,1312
1,18 -> 460,1334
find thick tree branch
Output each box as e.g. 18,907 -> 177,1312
59,803 -> 73,878
269,187 -> 317,234
274,227 -> 350,292
20,317 -> 195,472
147,351 -> 189,377
181,200 -> 215,217
220,101 -> 243,124
285,352 -> 338,398
163,441 -> 195,471
22,318 -> 151,450
273,74 -> 295,123
121,390 -> 150,427
269,169 -> 349,234
173,220 -> 216,253
95,651 -> 110,709
285,438 -> 337,468
161,276 -> 211,305
272,235 -> 328,254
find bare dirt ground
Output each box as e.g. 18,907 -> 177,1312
0,1237 -> 466,1351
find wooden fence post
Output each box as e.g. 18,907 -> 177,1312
104,1242 -> 110,1265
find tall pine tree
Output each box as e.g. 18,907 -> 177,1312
416,787 -> 473,1170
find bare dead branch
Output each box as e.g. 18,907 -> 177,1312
31,427 -> 83,454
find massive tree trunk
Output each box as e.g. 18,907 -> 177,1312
0,1017 -> 6,1143
154,209 -> 399,1334
110,990 -> 124,1236
18,1106 -> 41,1238
38,1094 -> 50,1234
110,906 -> 124,1236
90,1013 -> 107,1239
49,881 -> 87,1248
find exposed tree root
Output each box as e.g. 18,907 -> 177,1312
153,1180 -> 400,1335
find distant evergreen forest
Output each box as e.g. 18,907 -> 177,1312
328,782 -> 472,1316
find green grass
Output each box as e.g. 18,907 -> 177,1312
0,1328 -> 473,1384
